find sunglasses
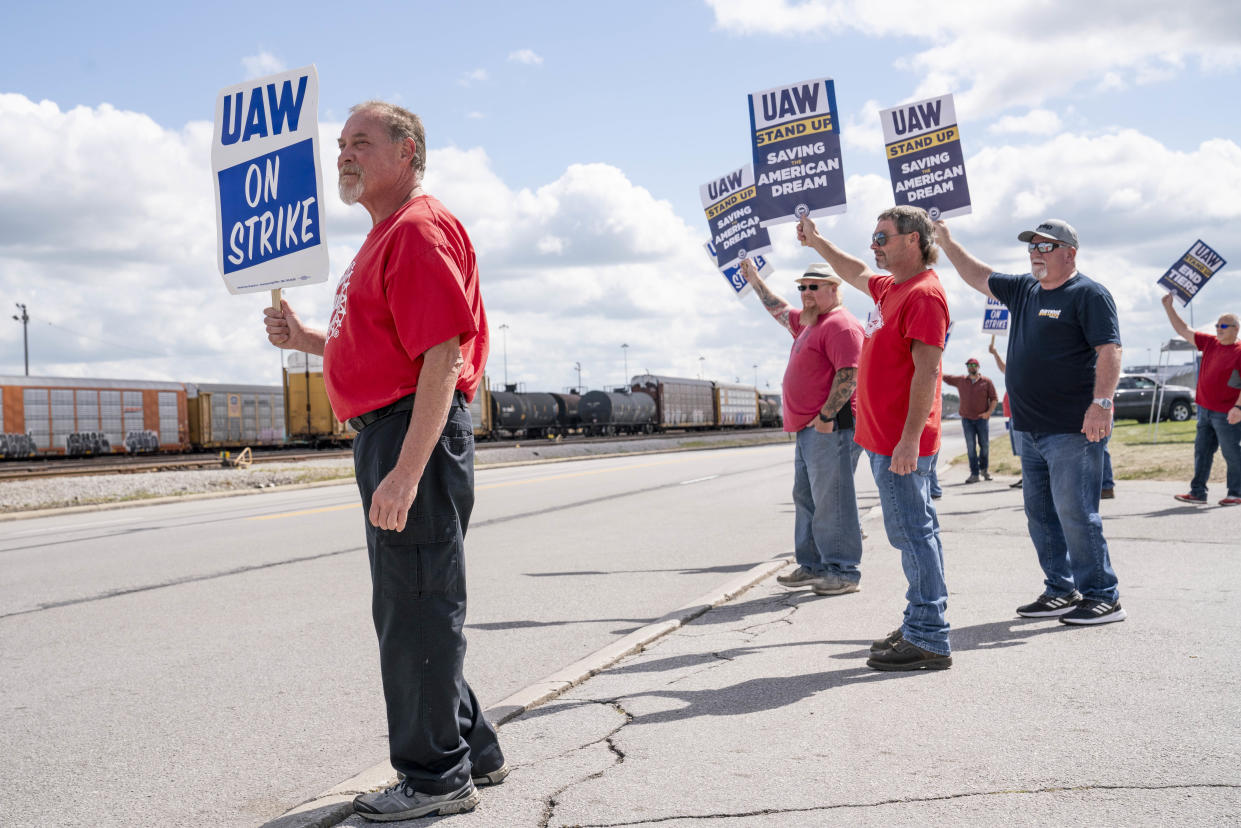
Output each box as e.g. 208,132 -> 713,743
1218,323 -> 1235,329
1028,241 -> 1069,253
797,284 -> 821,292
871,231 -> 911,247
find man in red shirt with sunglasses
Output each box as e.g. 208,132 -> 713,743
1162,293 -> 1241,506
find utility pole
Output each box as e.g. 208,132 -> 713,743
753,363 -> 758,387
574,361 -> 582,392
499,323 -> 510,387
698,355 -> 705,379
621,343 -> 629,386
12,303 -> 29,376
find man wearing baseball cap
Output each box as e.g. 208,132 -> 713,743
942,357 -> 999,483
935,218 -> 1126,626
740,257 -> 866,598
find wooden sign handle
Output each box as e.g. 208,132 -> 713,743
270,288 -> 282,314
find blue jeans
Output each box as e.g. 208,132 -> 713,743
1008,421 -> 1022,458
792,426 -> 864,581
961,417 -> 989,475
1101,436 -> 1114,491
866,452 -> 950,655
1190,407 -> 1241,498
1017,431 -> 1119,602
928,451 -> 942,497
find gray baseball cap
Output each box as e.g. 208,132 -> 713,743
797,262 -> 842,284
1018,219 -> 1078,249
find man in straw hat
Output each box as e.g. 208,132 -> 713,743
741,257 -> 866,598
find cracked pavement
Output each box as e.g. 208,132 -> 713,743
324,478 -> 1241,827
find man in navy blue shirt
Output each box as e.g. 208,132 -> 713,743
935,219 -> 1125,626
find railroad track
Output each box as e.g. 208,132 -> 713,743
0,429 -> 785,482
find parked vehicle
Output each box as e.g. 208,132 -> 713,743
1114,374 -> 1195,423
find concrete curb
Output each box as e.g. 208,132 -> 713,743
264,555 -> 793,828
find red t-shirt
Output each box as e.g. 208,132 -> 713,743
781,307 -> 864,432
323,195 -> 488,421
855,270 -> 949,456
1193,332 -> 1241,413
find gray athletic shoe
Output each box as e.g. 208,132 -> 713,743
353,780 -> 479,822
776,566 -> 819,587
473,761 -> 510,786
811,574 -> 860,596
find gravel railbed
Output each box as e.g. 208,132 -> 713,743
0,430 -> 792,515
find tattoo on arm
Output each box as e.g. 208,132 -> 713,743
751,278 -> 794,331
821,367 -> 857,417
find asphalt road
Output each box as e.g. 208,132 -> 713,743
3,439 -> 889,827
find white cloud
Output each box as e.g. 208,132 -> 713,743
4,91 -> 1238,397
987,109 -> 1063,136
466,111 -> 485,120
705,0 -> 1241,119
458,68 -> 488,87
508,49 -> 544,65
241,51 -> 286,79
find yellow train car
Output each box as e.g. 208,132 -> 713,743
283,353 -> 355,445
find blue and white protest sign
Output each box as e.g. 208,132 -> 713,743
747,78 -> 846,226
1158,240 -> 1226,306
879,93 -> 971,220
982,297 -> 1009,335
700,165 -> 773,270
212,65 -> 328,295
704,240 -> 769,300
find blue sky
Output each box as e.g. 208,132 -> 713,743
3,0 -> 1240,395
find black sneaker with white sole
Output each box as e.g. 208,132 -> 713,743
472,761 -> 510,786
353,780 -> 479,822
1016,591 -> 1082,617
1059,599 -> 1127,625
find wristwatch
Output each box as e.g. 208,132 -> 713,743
818,412 -> 832,423
1092,398 -> 1113,410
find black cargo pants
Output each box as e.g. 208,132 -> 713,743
352,392 -> 502,794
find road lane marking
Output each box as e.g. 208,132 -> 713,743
249,456 -> 698,521
679,475 -> 719,485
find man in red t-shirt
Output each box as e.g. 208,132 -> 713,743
740,258 -> 865,597
1162,293 -> 1241,506
798,206 -> 951,672
264,101 -> 503,821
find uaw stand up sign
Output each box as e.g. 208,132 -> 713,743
212,65 -> 328,310
879,93 -> 971,221
747,77 -> 846,226
700,164 -> 773,274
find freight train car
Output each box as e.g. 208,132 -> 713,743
186,383 -> 286,449
467,379 -> 493,440
0,375 -> 187,456
578,390 -> 656,435
714,382 -> 760,427
631,374 -> 715,429
282,353 -> 355,445
758,393 -> 783,428
489,388 -> 558,438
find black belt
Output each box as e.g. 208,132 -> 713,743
348,395 -> 415,432
347,391 -> 465,432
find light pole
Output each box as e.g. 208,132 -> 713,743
753,363 -> 758,387
621,343 -> 629,386
498,323 -> 510,387
12,303 -> 29,376
574,361 -> 582,392
698,355 -> 705,379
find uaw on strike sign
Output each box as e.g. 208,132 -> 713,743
212,65 -> 328,294
879,93 -> 971,220
748,78 -> 846,226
